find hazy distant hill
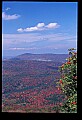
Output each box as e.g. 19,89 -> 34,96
2,56 -> 14,60
10,53 -> 68,62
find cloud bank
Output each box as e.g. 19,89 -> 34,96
2,33 -> 77,49
17,22 -> 60,32
2,12 -> 20,20
2,32 -> 77,55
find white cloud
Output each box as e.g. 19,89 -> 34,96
9,47 -> 39,50
2,12 -> 20,20
24,27 -> 38,32
17,22 -> 60,32
17,28 -> 23,32
46,23 -> 59,28
37,23 -> 45,28
5,7 -> 11,11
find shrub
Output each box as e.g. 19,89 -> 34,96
57,48 -> 77,113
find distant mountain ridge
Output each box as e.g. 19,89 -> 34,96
10,53 -> 68,62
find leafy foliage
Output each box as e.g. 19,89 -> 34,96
57,48 -> 77,113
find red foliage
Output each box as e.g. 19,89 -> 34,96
67,61 -> 71,65
59,79 -> 63,84
61,64 -> 64,68
72,102 -> 77,105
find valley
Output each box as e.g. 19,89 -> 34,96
2,54 -> 67,113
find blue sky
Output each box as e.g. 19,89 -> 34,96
2,2 -> 78,57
